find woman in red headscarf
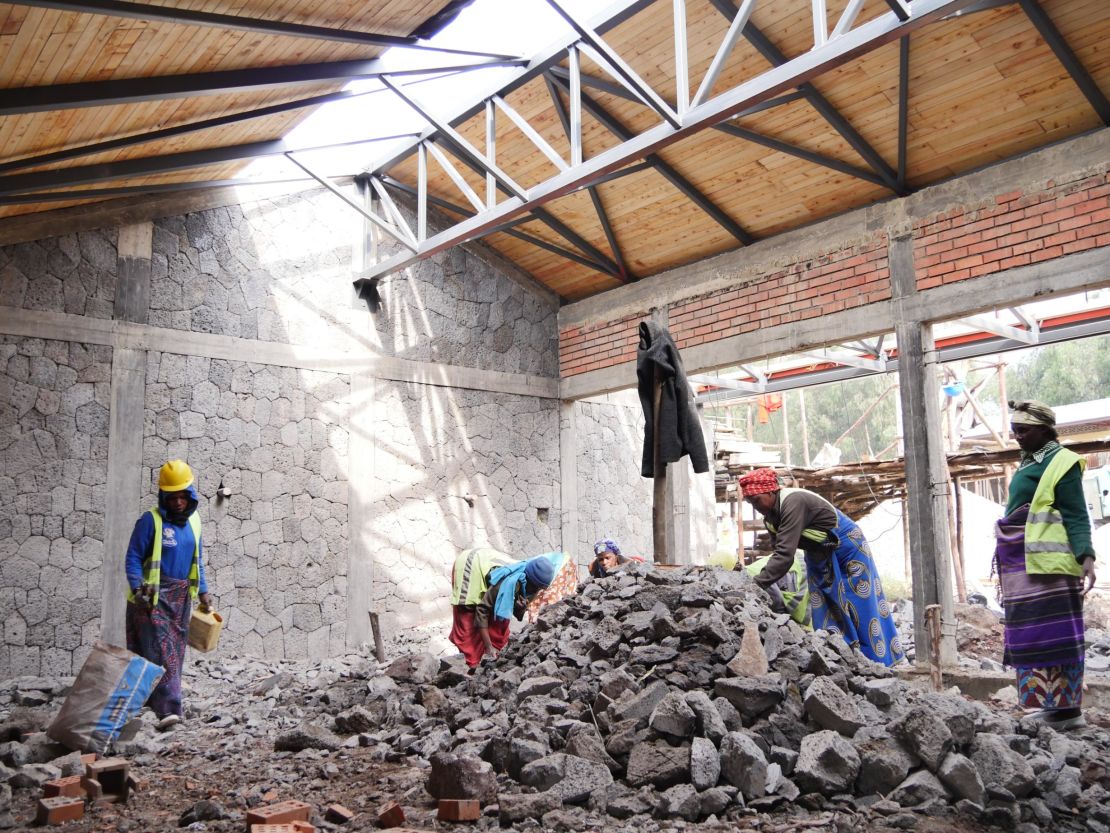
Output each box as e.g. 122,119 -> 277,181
739,468 -> 903,666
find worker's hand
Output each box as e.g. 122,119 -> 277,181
197,592 -> 214,612
1081,557 -> 1097,596
138,584 -> 156,609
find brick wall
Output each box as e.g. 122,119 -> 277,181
558,170 -> 1110,378
914,171 -> 1110,290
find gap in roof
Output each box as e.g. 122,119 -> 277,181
242,0 -> 598,182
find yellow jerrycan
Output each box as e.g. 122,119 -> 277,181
188,606 -> 223,652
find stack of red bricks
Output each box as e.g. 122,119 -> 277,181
36,755 -> 129,826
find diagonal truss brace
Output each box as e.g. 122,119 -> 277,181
960,309 -> 1040,344
358,0 -> 974,284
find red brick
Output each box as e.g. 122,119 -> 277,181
85,757 -> 130,804
292,823 -> 316,833
438,799 -> 481,821
378,802 -> 406,828
246,800 -> 312,829
36,797 -> 85,825
251,826 -> 301,833
43,775 -> 85,798
324,804 -> 354,824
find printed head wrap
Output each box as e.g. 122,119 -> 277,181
739,468 -> 780,497
1009,399 -> 1056,427
523,555 -> 555,590
593,538 -> 622,558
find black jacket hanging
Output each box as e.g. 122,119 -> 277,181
636,320 -> 709,478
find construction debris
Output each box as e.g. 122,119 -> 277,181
1,564 -> 1109,831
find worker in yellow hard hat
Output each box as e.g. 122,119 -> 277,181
124,460 -> 213,730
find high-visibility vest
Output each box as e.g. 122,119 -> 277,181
451,548 -> 516,606
764,488 -> 835,545
126,510 -> 201,607
1024,448 -> 1086,576
746,553 -> 812,630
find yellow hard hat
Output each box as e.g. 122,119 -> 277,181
158,460 -> 194,492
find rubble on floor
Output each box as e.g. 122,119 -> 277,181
1,564 -> 1109,832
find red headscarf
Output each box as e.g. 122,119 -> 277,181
739,468 -> 780,497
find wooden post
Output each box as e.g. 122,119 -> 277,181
736,476 -> 745,567
652,366 -> 670,565
948,476 -> 966,602
954,476 -> 967,599
998,358 -> 1011,445
368,612 -> 385,662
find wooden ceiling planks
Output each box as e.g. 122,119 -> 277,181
0,0 -> 456,216
2,0 -> 1108,305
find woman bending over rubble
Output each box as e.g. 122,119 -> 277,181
739,468 -> 903,667
995,400 -> 1097,731
124,460 -> 213,730
448,549 -> 557,668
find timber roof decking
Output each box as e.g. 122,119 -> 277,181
0,0 -> 1107,304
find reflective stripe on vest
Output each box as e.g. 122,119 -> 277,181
764,488 -> 835,544
126,510 -> 201,607
1024,448 -> 1085,576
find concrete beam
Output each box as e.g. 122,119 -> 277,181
0,305 -> 560,400
558,245 -> 1110,399
113,223 -> 153,324
346,373 -> 375,648
100,347 -> 146,646
559,401 -> 579,560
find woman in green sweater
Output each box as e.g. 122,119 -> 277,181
995,400 -> 1097,730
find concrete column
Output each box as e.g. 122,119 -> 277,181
113,223 -> 153,324
891,234 -> 958,666
559,400 -> 579,562
346,372 -> 375,648
101,348 -> 147,646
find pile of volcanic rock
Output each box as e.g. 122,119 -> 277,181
324,564 -> 1110,831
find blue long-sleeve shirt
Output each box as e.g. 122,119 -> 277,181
125,487 -> 208,593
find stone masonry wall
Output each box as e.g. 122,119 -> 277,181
0,230 -> 117,318
0,185 -> 561,676
0,337 -> 111,679
574,393 -> 653,565
366,381 -> 561,654
141,353 -> 350,661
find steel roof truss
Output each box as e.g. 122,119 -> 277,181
381,76 -> 528,200
368,176 -> 417,247
424,140 -> 486,212
674,0 -> 690,115
800,350 -> 887,372
378,177 -> 617,277
545,74 -> 630,279
693,0 -> 757,109
958,310 -> 1040,345
284,153 -> 416,252
546,0 -> 680,127
357,0 -> 972,282
492,95 -> 569,172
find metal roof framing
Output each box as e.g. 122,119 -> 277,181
354,0 -> 978,290
1017,0 -> 1110,125
5,0 -> 520,59
0,57 -> 525,115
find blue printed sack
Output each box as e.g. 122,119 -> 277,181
47,641 -> 164,754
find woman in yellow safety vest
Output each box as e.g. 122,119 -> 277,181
995,400 -> 1097,731
125,460 -> 213,730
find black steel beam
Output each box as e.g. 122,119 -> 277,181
377,176 -> 617,278
0,89 -> 371,174
897,36 -> 910,188
1017,0 -> 1110,125
884,0 -> 912,21
545,74 -> 631,281
707,0 -> 903,195
713,123 -> 887,186
0,140 -> 287,196
6,0 -> 519,59
553,74 -> 754,245
427,128 -> 624,277
0,177 -> 317,205
0,57 -> 525,115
